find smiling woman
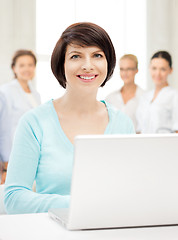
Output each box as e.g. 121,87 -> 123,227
51,22 -> 116,89
4,22 -> 135,214
105,54 -> 145,130
36,0 -> 147,102
136,51 -> 178,134
64,45 -> 107,91
0,49 -> 41,184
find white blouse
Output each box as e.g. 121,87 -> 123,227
136,86 -> 178,133
0,79 -> 41,162
105,86 -> 144,130
25,92 -> 39,108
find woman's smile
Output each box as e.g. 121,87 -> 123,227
77,74 -> 98,82
64,44 -> 107,90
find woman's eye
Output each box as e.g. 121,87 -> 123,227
94,53 -> 103,58
71,55 -> 80,59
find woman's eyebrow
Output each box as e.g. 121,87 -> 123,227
93,50 -> 103,53
68,50 -> 82,55
68,49 -> 104,55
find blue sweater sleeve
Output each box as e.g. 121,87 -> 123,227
4,113 -> 70,214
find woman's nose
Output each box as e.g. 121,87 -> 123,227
155,70 -> 161,76
81,57 -> 94,71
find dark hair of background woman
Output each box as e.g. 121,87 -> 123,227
51,22 -> 116,88
151,50 -> 172,68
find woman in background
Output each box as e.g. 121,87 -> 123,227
0,49 -> 41,183
136,51 -> 178,133
4,22 -> 134,214
0,96 -> 11,184
105,54 -> 144,130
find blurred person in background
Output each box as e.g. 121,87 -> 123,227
136,51 -> 178,133
0,49 -> 41,184
0,97 -> 10,183
105,54 -> 144,130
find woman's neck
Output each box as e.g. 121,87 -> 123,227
152,82 -> 169,102
155,82 -> 169,92
17,79 -> 31,93
121,82 -> 136,92
55,90 -> 100,115
121,82 -> 137,104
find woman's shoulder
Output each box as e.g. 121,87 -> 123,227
165,86 -> 178,95
20,100 -> 53,124
105,89 -> 121,101
103,100 -> 135,132
136,85 -> 145,96
104,100 -> 124,114
0,79 -> 18,93
103,100 -> 119,112
164,87 -> 178,103
137,89 -> 153,103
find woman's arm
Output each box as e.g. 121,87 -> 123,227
0,93 -> 12,164
0,93 -> 11,183
4,114 -> 70,214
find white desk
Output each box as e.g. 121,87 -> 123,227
0,213 -> 178,240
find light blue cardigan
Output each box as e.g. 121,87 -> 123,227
4,100 -> 135,214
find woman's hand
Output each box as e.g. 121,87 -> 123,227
0,162 -> 8,184
1,171 -> 7,184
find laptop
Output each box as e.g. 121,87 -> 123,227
48,134 -> 178,230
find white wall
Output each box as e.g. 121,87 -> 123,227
146,0 -> 178,89
0,0 -> 36,85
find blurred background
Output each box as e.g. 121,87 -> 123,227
0,0 -> 178,103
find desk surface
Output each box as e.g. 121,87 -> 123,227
0,213 -> 178,240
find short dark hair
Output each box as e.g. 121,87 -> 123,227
11,49 -> 37,78
51,22 -> 116,88
151,51 -> 172,68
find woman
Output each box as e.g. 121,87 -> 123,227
0,96 -> 11,184
0,50 -> 41,184
4,22 -> 135,214
136,51 -> 178,133
106,54 -> 144,129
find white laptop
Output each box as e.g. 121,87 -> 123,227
48,134 -> 178,230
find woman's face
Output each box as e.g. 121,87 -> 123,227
150,58 -> 172,87
119,58 -> 138,85
13,55 -> 36,82
64,44 -> 107,94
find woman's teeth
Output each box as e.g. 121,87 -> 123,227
79,75 -> 95,80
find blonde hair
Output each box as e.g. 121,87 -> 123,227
120,54 -> 138,69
